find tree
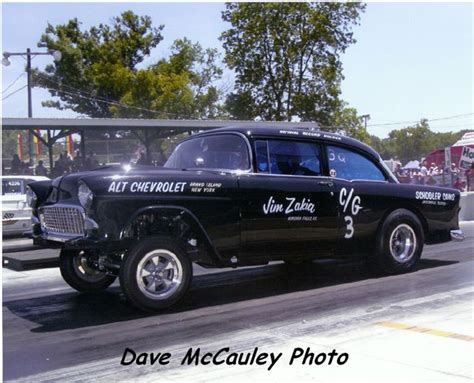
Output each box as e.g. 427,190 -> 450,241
34,12 -> 223,121
368,121 -> 469,162
387,120 -> 435,163
34,11 -> 164,117
332,106 -> 370,143
110,38 -> 222,119
220,2 -> 365,124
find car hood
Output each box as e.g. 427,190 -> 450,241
55,166 -> 237,200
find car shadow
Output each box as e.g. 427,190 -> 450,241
3,257 -> 458,333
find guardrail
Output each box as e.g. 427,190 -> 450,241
459,192 -> 474,221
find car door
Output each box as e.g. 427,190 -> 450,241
238,138 -> 340,261
325,145 -> 391,257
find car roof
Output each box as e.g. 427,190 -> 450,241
193,124 -> 381,159
1,175 -> 50,181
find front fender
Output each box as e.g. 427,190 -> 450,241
119,205 -> 225,265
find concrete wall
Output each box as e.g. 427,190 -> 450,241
459,192 -> 474,221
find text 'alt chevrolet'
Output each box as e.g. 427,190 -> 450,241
27,126 -> 464,311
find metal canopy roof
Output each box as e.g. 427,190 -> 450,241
1,118 -> 318,131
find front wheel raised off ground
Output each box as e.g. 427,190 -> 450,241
59,249 -> 117,292
119,236 -> 193,311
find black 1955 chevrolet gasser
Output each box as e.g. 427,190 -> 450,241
27,125 -> 464,311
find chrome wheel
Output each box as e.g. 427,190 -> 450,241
389,224 -> 417,262
73,251 -> 104,282
136,249 -> 183,300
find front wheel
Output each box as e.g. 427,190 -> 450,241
59,249 -> 117,292
369,209 -> 424,275
119,236 -> 192,311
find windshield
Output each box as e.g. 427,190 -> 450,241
2,179 -> 24,195
165,134 -> 250,171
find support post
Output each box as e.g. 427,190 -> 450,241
47,129 -> 54,175
80,130 -> 86,168
26,48 -> 34,164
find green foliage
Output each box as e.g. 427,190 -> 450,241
2,131 -> 21,160
332,106 -> 370,143
220,2 -> 365,125
368,121 -> 469,162
34,12 -> 222,120
110,38 -> 222,119
35,11 -> 164,117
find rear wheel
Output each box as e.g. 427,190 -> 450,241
59,249 -> 116,292
369,209 -> 424,275
119,236 -> 192,311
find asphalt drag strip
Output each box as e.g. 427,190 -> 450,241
2,222 -> 474,382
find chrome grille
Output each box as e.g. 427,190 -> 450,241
40,207 -> 85,236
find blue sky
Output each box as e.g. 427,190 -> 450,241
1,2 -> 473,138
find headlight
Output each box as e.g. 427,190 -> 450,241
78,182 -> 94,210
26,186 -> 37,207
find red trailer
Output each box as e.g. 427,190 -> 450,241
425,132 -> 474,168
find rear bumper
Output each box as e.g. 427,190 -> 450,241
450,229 -> 465,241
2,217 -> 30,235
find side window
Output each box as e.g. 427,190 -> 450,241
327,145 -> 386,181
165,134 -> 250,171
255,140 -> 269,173
255,139 -> 321,176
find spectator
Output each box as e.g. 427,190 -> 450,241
63,151 -> 73,173
53,153 -> 68,177
428,162 -> 439,176
11,154 -> 21,174
394,164 -> 403,178
466,163 -> 474,192
450,162 -> 460,176
20,161 -> 32,175
419,160 -> 428,185
136,150 -> 148,165
439,161 -> 445,175
35,160 -> 48,176
72,149 -> 83,172
453,176 -> 463,191
85,151 -> 99,170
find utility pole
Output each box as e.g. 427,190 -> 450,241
2,47 -> 62,165
361,114 -> 371,130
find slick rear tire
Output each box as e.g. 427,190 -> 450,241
119,236 -> 192,312
59,249 -> 116,292
369,209 -> 424,275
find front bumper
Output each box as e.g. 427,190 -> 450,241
450,229 -> 465,241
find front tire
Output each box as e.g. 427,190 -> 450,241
370,209 -> 424,275
59,249 -> 116,292
119,236 -> 192,311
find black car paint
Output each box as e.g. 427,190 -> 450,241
29,126 -> 461,268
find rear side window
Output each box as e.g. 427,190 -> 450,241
2,179 -> 24,195
327,145 -> 386,181
165,134 -> 250,171
255,140 -> 321,176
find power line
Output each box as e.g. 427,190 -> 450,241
33,71 -> 127,106
1,85 -> 27,101
429,122 -> 474,129
2,72 -> 25,94
368,113 -> 474,127
32,72 -> 187,118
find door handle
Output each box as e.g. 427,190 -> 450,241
318,180 -> 333,187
